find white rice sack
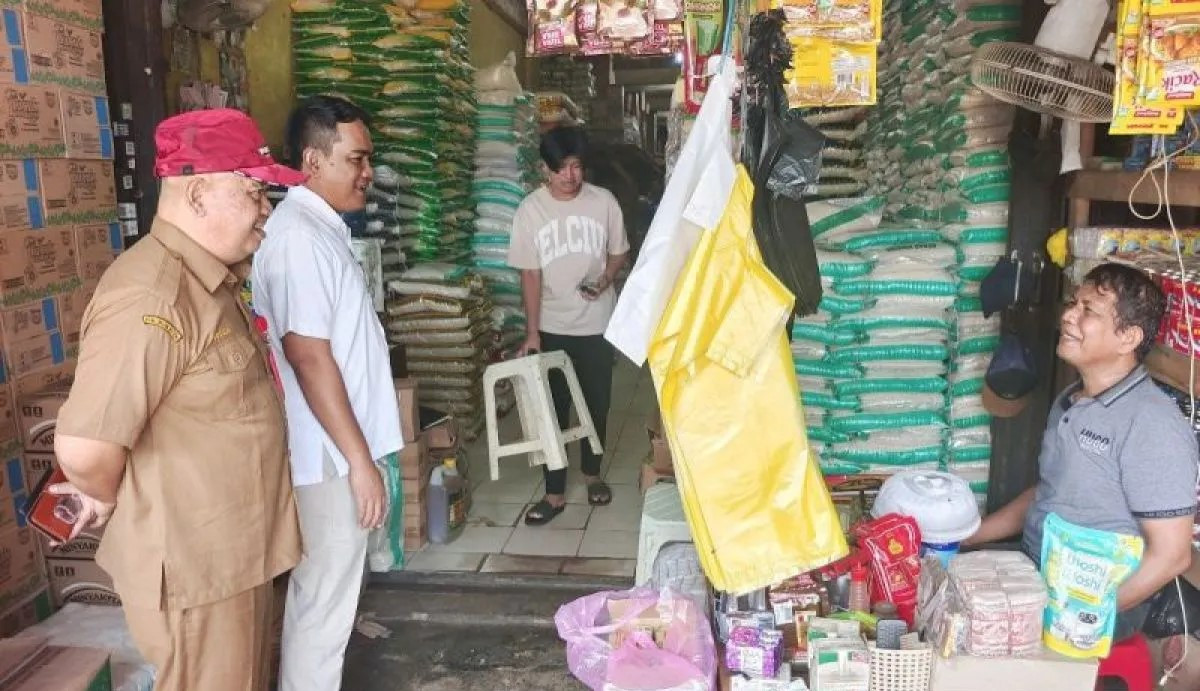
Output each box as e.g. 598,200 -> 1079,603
862,244 -> 959,268
808,196 -> 885,238
859,391 -> 947,413
869,293 -> 959,312
791,341 -> 828,360
797,376 -> 829,393
955,312 -> 1002,340
861,360 -> 949,378
942,201 -> 1010,226
861,327 -> 950,347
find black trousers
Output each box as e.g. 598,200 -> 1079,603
540,331 -> 613,495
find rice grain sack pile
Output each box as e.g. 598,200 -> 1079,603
472,51 -> 539,348
537,56 -> 595,122
801,106 -> 869,199
387,264 -> 494,438
292,0 -> 479,263
851,0 -> 1019,499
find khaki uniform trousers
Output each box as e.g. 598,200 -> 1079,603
123,580 -> 276,691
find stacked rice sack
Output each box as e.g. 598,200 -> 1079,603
801,107 -> 870,200
856,0 -> 1018,504
292,0 -> 478,263
537,56 -> 595,123
471,53 -> 539,356
386,265 -> 493,438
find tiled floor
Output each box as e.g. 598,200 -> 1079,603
404,356 -> 652,579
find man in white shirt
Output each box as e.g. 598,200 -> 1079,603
251,95 -> 403,690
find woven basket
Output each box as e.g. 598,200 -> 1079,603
868,645 -> 933,691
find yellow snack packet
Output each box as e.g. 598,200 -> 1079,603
1147,0 -> 1200,15
1139,14 -> 1200,106
785,38 -> 878,107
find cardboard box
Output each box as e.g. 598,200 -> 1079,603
72,222 -> 117,290
53,285 -> 82,352
399,437 -> 429,481
0,384 -> 15,442
639,462 -> 674,494
6,329 -> 65,378
22,11 -> 104,96
20,449 -> 49,486
0,9 -> 28,87
11,0 -> 103,31
58,89 -> 109,159
0,640 -> 112,691
45,556 -> 116,607
11,359 -> 71,398
0,295 -> 55,345
395,378 -> 418,443
0,525 -> 43,613
37,521 -> 101,560
0,159 -> 41,230
17,383 -> 65,452
37,160 -> 116,226
0,84 -> 62,158
0,226 -> 80,307
930,651 -> 1098,691
422,417 -> 459,451
0,587 -> 51,638
402,474 -> 428,506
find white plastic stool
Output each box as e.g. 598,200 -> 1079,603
483,351 -> 603,482
635,482 -> 694,585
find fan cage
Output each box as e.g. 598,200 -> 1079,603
970,42 -> 1114,123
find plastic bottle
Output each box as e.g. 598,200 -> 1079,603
848,564 -> 869,614
427,465 -> 450,544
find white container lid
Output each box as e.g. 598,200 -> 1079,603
871,470 -> 982,543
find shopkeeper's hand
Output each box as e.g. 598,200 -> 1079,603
46,482 -> 115,543
516,333 -> 542,357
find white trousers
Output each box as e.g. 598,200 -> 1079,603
279,453 -> 369,691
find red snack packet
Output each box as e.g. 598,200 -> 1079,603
853,513 -> 922,626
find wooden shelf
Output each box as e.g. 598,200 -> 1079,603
1068,169 -> 1200,208
1146,345 -> 1200,394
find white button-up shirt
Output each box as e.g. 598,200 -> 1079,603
252,185 -> 403,487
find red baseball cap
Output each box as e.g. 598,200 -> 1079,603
153,108 -> 306,186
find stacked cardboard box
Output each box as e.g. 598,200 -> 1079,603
0,0 -> 121,637
396,378 -> 432,553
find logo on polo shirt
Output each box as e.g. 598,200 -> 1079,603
1078,428 -> 1112,455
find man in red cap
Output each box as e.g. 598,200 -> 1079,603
49,108 -> 305,690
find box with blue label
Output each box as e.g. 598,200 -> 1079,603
11,0 -> 104,32
0,160 -> 42,230
0,525 -> 43,614
0,9 -> 29,87
0,84 -> 62,158
73,222 -> 117,291
5,329 -> 64,379
58,90 -> 110,160
0,296 -> 56,346
38,160 -> 115,226
21,11 -> 104,96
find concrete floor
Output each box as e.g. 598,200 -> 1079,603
342,573 -> 625,690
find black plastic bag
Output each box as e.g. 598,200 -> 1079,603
1143,577 -> 1200,641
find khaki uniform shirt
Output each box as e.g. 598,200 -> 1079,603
56,218 -> 301,611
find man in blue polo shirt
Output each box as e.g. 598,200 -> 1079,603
968,263 -> 1198,639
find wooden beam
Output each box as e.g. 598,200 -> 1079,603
1069,169 -> 1200,207
612,67 -> 680,86
481,0 -> 527,35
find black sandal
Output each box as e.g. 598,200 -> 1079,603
587,480 -> 613,506
524,499 -> 565,526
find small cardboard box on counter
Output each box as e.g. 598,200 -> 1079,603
45,557 -> 116,607
0,160 -> 43,230
37,160 -> 116,226
395,377 -> 418,443
0,226 -> 80,307
17,382 -> 67,452
0,83 -> 62,158
0,638 -> 112,691
57,89 -> 110,159
21,11 -> 104,96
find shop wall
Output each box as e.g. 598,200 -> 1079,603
246,0 -> 293,154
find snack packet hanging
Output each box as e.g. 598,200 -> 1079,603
527,0 -> 581,55
1040,513 -> 1144,659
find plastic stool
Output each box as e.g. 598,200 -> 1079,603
482,352 -> 603,482
1096,634 -> 1153,691
635,483 -> 694,585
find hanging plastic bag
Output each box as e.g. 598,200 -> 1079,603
555,588 -> 716,691
649,166 -> 848,594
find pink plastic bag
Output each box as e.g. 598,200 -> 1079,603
555,587 -> 716,691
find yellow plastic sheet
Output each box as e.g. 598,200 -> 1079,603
648,166 -> 848,594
